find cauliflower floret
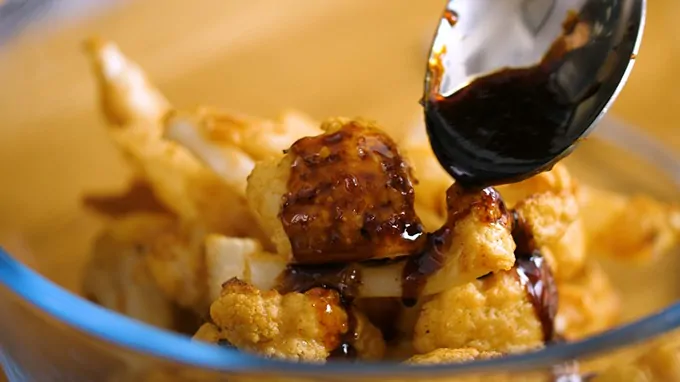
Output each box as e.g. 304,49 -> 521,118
513,191 -> 579,246
578,186 -> 680,262
555,261 -> 620,340
496,163 -> 575,208
197,278 -> 385,362
84,39 -> 263,239
594,341 -> 680,382
204,234 -> 288,302
143,219 -> 210,311
245,155 -> 293,259
405,348 -> 502,365
414,184 -> 516,298
82,213 -> 179,330
541,218 -> 587,281
413,270 -> 545,354
247,117 -> 426,264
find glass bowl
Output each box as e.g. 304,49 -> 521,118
0,1 -> 679,381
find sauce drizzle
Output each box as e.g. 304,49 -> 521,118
511,211 -> 559,343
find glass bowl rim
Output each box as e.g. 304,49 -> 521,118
2,250 -> 680,377
1,116 -> 679,377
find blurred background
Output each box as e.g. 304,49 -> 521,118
0,0 -> 678,290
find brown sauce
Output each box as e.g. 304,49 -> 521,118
277,263 -> 363,360
424,13 -> 593,187
401,185 -> 509,306
82,180 -> 171,218
511,211 -> 559,343
280,121 -> 426,264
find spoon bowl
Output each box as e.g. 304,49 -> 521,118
424,0 -> 646,187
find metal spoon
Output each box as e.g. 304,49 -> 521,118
423,0 -> 646,187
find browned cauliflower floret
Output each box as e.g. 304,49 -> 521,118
245,154 -> 293,259
541,218 -> 587,281
82,213 -> 179,330
578,186 -> 680,262
248,117 -> 426,264
496,163 -> 575,208
143,219 -> 210,311
203,234 -> 288,301
593,340 -> 680,382
198,278 -> 385,362
514,191 -> 579,246
413,270 -> 544,354
84,39 -> 263,239
555,261 -> 620,340
405,348 -> 502,365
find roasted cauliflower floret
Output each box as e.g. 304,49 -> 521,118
204,234 -> 288,301
248,117 -> 426,264
541,218 -> 587,281
555,261 -> 620,340
403,185 -> 516,300
82,213 -> 178,329
413,270 -> 545,354
84,38 -> 262,238
405,348 -> 502,365
578,186 -> 680,262
594,340 -> 680,382
513,191 -> 579,246
143,219 -> 210,311
496,164 -> 575,208
196,278 -> 385,362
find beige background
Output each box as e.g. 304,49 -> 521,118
0,0 -> 678,378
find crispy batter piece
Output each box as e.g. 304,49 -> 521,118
196,278 -> 385,362
413,270 -> 544,354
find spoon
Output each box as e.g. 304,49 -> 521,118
423,0 -> 646,187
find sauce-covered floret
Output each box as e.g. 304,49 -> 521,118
281,118 -> 426,264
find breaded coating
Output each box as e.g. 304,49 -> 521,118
555,262 -> 620,340
201,279 -> 385,362
578,186 -> 680,261
248,117 -> 426,264
405,348 -> 501,365
82,213 -> 178,329
413,270 -> 544,354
